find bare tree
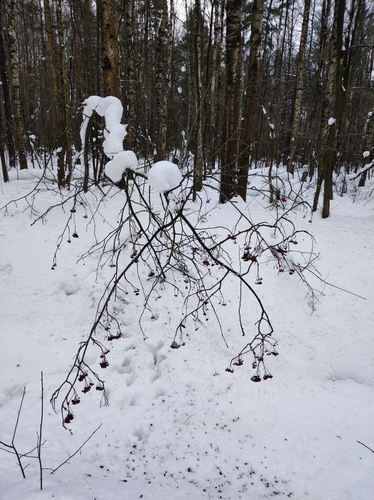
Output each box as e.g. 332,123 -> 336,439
206,0 -> 224,172
286,0 -> 311,175
238,0 -> 265,200
192,0 -> 204,198
313,0 -> 345,218
304,0 -> 332,179
56,0 -> 73,187
220,0 -> 242,203
124,0 -> 136,150
358,109 -> 374,186
7,0 -> 27,170
0,8 -> 16,170
155,0 -> 169,161
0,125 -> 9,182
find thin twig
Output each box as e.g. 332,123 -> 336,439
50,424 -> 102,474
324,281 -> 367,300
12,387 -> 27,478
357,441 -> 374,454
38,372 -> 44,490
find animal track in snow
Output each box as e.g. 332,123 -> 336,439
0,263 -> 12,283
112,337 -> 169,414
147,340 -> 166,366
125,371 -> 136,387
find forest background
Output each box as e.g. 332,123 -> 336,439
0,0 -> 373,216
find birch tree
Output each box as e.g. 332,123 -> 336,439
7,0 -> 27,170
206,0 -> 224,172
286,0 -> 311,175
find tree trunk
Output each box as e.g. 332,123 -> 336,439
193,0 -> 204,199
358,109 -> 374,187
99,0 -> 121,98
124,0 -> 135,151
314,0 -> 345,218
43,0 -> 66,186
155,0 -> 168,161
286,0 -> 311,175
56,0 -> 73,188
305,0 -> 331,179
220,0 -> 242,203
322,0 -> 345,219
237,0 -> 264,200
206,1 -> 221,172
7,0 -> 28,170
0,129 -> 9,182
0,13 -> 16,169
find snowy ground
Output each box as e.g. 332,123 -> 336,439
0,169 -> 373,500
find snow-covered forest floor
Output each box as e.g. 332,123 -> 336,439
1,167 -> 373,500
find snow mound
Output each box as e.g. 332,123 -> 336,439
147,161 -> 182,193
105,151 -> 138,183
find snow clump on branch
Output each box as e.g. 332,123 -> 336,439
80,95 -> 128,159
147,161 -> 182,194
80,95 -> 139,183
104,151 -> 138,183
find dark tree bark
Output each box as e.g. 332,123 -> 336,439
358,109 -> 374,187
0,128 -> 9,182
237,0 -> 264,200
124,0 -> 135,150
155,0 -> 168,161
305,0 -> 332,179
192,0 -> 204,198
220,0 -> 242,203
7,0 -> 28,170
0,10 -> 16,169
56,0 -> 73,187
43,0 -> 66,186
313,0 -> 345,218
206,0 -> 223,172
99,0 -> 121,98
